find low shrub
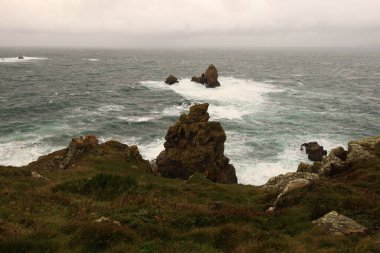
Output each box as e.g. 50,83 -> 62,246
54,173 -> 137,200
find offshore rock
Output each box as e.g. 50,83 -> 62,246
165,75 -> 179,85
191,65 -> 220,88
191,73 -> 207,84
156,103 -> 237,184
205,64 -> 220,88
301,142 -> 327,162
312,211 -> 367,235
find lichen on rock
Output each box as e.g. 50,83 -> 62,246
312,211 -> 367,235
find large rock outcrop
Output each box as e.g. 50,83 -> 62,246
191,64 -> 221,88
26,135 -> 148,171
298,136 -> 380,176
155,103 -> 237,184
57,135 -> 99,169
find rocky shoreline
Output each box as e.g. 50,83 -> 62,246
0,103 -> 379,252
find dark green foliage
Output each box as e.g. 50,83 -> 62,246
0,233 -> 59,253
54,173 -> 137,200
74,221 -> 134,252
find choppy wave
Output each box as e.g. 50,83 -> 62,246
98,105 -> 125,112
141,77 -> 282,120
138,138 -> 165,160
117,115 -> 158,122
226,132 -> 345,185
0,57 -> 48,63
82,58 -> 99,62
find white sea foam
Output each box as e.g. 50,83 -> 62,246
141,77 -> 282,121
0,57 -> 48,63
116,115 -> 158,122
0,136 -> 62,167
98,105 -> 125,112
227,133 -> 346,185
161,103 -> 189,116
88,58 -> 99,62
138,138 -> 165,160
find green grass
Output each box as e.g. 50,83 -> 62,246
0,144 -> 379,253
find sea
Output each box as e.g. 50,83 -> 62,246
0,48 -> 379,185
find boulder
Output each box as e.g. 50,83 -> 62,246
262,172 -> 319,192
345,136 -> 379,166
18,56 -> 24,59
155,103 -> 237,184
165,75 -> 179,85
312,211 -> 366,235
301,142 -> 327,162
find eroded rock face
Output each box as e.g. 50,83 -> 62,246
165,75 -> 179,85
191,65 -> 220,88
58,135 -> 99,169
312,211 -> 366,235
156,103 -> 237,184
301,142 -> 327,162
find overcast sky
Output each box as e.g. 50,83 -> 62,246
1,0 -> 379,48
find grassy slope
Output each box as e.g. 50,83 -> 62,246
0,144 -> 379,253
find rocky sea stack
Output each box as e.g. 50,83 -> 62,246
155,103 -> 237,183
191,64 -> 221,88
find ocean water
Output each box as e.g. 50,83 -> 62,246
0,48 -> 379,185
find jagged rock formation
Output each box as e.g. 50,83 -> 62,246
298,136 -> 380,176
300,142 -> 327,162
165,75 -> 178,85
191,64 -> 221,88
312,211 -> 367,235
204,64 -> 220,88
57,135 -> 99,169
155,103 -> 237,184
26,135 -> 148,171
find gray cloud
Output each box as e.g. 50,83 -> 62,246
0,0 -> 380,47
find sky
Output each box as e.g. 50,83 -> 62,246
0,0 -> 380,48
